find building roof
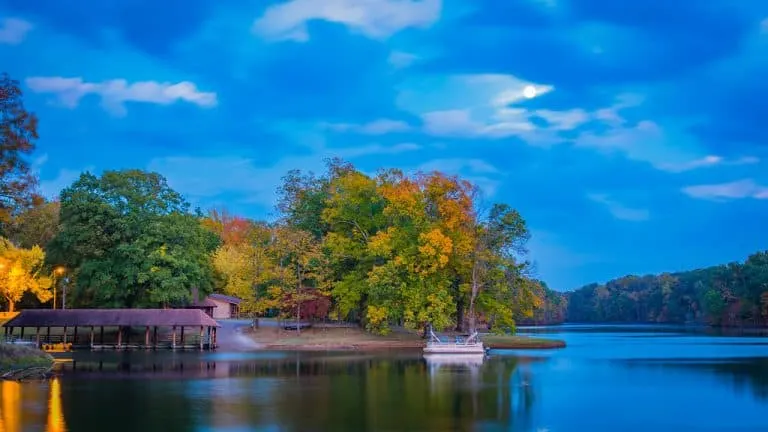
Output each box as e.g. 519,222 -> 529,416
186,298 -> 219,309
4,309 -> 220,328
208,293 -> 242,305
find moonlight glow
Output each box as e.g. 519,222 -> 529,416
523,85 -> 537,99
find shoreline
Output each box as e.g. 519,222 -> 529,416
241,325 -> 566,352
0,343 -> 55,379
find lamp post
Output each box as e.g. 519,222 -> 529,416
54,267 -> 66,310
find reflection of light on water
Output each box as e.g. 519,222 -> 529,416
46,378 -> 67,432
1,380 -> 21,432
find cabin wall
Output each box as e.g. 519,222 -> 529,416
210,298 -> 232,319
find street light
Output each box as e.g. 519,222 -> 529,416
53,266 -> 67,310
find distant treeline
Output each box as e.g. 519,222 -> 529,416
533,251 -> 768,327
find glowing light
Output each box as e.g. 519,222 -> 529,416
522,85 -> 537,99
46,378 -> 67,432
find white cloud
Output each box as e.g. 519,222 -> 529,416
401,74 -> 555,139
324,118 -> 411,134
0,18 -> 32,45
532,109 -> 590,130
25,77 -> 217,116
587,193 -> 649,222
658,155 -> 759,173
252,0 -> 442,42
147,142 -> 422,208
388,51 -> 418,68
682,179 -> 768,201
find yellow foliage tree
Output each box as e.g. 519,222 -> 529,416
0,237 -> 52,312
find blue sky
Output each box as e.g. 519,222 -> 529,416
2,0 -> 768,291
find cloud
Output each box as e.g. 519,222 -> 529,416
324,118 -> 412,134
658,155 -> 760,173
682,179 -> 768,201
252,0 -> 442,42
0,17 -> 32,45
148,142 -> 422,209
398,73 -> 554,139
587,193 -> 649,222
25,77 -> 217,116
388,51 -> 418,68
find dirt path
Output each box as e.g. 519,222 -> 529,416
215,320 -> 264,351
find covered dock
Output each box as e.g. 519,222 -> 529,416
2,309 -> 220,351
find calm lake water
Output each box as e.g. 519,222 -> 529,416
3,324 -> 768,432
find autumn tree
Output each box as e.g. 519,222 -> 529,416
212,222 -> 279,314
0,237 -> 52,312
0,73 -> 41,231
270,226 -> 326,334
47,170 -> 219,308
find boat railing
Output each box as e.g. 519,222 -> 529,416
428,330 -> 481,345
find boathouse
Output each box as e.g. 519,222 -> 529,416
2,309 -> 220,351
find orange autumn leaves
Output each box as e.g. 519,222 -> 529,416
210,162 -> 541,334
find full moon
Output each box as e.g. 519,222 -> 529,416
522,85 -> 537,99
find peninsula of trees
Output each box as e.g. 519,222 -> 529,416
0,72 -> 547,335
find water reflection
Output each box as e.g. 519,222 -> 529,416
41,352 -> 537,432
46,378 -> 67,432
5,325 -> 768,431
1,380 -> 20,432
0,378 -> 66,432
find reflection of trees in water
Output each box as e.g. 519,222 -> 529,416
20,354 -> 545,431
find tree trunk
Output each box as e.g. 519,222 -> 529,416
468,261 -> 479,334
296,263 -> 301,336
455,287 -> 465,332
7,300 -> 15,313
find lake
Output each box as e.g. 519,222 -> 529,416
3,324 -> 768,431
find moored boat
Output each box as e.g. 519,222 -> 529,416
423,330 -> 486,355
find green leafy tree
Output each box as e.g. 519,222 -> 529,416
47,170 -> 219,308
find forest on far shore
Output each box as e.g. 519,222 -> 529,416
529,251 -> 768,328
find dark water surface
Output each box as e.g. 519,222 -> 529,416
3,324 -> 768,431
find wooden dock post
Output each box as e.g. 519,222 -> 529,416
144,326 -> 150,349
172,326 -> 177,349
199,326 -> 204,351
89,326 -> 94,349
117,326 -> 122,350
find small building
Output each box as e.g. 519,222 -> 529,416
207,293 -> 242,320
185,298 -> 218,318
2,309 -> 220,351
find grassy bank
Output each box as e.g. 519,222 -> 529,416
248,326 -> 424,351
0,343 -> 55,375
246,325 -> 566,351
482,335 -> 566,349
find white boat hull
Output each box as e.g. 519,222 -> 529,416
423,343 -> 485,355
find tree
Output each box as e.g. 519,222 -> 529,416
0,73 -> 41,231
47,170 -> 219,308
202,208 -> 253,246
271,226 -> 325,334
212,222 -> 278,314
7,200 -> 60,248
467,204 -> 533,333
0,237 -> 52,312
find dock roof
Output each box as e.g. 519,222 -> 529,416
4,309 -> 220,328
